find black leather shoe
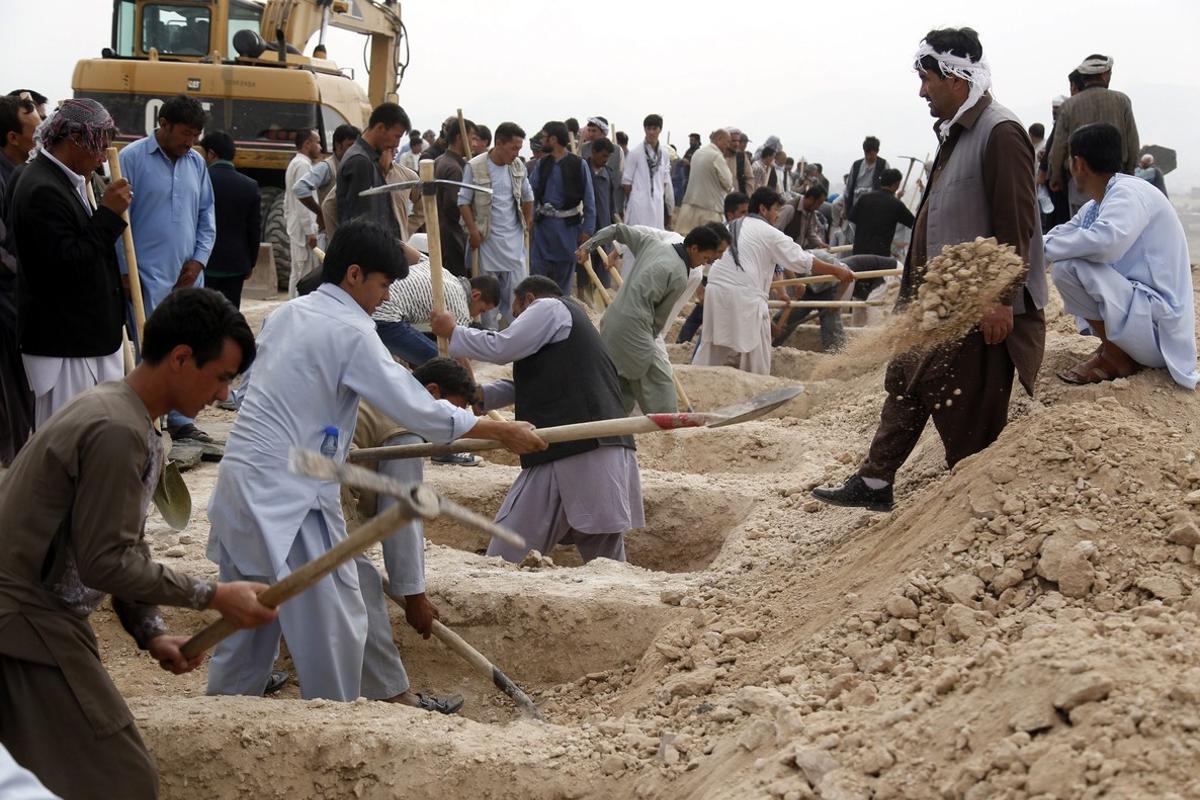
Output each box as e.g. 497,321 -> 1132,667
413,692 -> 465,715
811,475 -> 894,512
263,670 -> 290,695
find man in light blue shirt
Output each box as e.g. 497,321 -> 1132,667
118,95 -> 216,442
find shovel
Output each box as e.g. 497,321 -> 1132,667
348,385 -> 802,463
180,455 -> 527,659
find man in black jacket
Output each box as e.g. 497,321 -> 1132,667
848,167 -> 914,258
844,136 -> 889,219
336,102 -> 410,238
200,131 -> 261,308
8,98 -> 130,429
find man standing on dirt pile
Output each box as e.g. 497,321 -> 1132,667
431,275 -> 644,563
1046,123 -> 1197,389
0,288 -> 278,800
812,26 -> 1047,513
205,219 -> 544,702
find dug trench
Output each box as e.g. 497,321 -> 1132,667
91,282 -> 1200,799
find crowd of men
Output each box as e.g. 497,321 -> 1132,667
0,24 -> 1196,799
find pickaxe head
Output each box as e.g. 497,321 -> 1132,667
359,179 -> 493,198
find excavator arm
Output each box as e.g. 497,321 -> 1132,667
263,0 -> 405,103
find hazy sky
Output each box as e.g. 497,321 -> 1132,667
7,0 -> 1199,192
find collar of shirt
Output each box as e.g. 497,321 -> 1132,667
209,159 -> 235,170
39,147 -> 91,212
931,93 -> 993,139
314,282 -> 372,328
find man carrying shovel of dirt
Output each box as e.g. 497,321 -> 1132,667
204,218 -> 545,703
0,288 -> 278,800
431,275 -> 644,563
813,26 -> 1046,513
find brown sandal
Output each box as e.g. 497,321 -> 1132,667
1057,349 -> 1142,385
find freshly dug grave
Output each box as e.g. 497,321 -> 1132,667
89,271 -> 1200,799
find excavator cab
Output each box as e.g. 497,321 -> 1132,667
75,0 -> 406,289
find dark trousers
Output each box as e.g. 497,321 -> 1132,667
677,302 -> 704,344
771,285 -> 845,351
205,273 -> 246,309
859,329 -> 1015,483
0,653 -> 158,800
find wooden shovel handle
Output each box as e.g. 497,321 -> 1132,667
106,147 -> 147,347
181,490 -> 436,659
348,412 -> 715,462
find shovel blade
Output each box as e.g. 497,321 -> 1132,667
706,385 -> 803,428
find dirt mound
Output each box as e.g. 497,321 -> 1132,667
85,273 -> 1200,799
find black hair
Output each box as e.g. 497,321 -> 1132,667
1068,70 -> 1085,92
724,191 -> 750,215
321,218 -> 409,284
918,28 -> 983,77
689,132 -> 701,140
408,131 -> 423,146
333,124 -> 361,147
761,146 -> 776,159
412,357 -> 476,401
475,125 -> 492,146
702,221 -> 733,245
803,184 -> 828,199
565,117 -> 580,134
1068,122 -> 1123,174
469,274 -> 501,306
590,137 -> 614,155
643,114 -> 663,129
813,163 -> 823,172
862,136 -> 880,153
7,89 -> 47,106
748,187 -> 783,215
142,287 -> 255,374
1028,122 -> 1045,140
879,168 -> 903,187
313,43 -> 327,55
0,95 -> 35,143
615,131 -> 629,146
785,158 -> 794,167
494,122 -> 526,144
542,121 -> 569,149
445,117 -> 476,147
159,95 -> 207,129
368,102 -> 410,131
513,275 -> 563,299
199,130 -> 236,161
683,225 -> 723,251
294,128 -> 316,150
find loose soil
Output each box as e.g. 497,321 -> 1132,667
93,267 -> 1200,799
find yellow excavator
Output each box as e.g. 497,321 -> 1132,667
72,0 -> 408,288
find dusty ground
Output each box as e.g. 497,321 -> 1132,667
92,276 -> 1200,799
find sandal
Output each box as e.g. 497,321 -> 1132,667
1057,349 -> 1142,385
413,692 -> 465,715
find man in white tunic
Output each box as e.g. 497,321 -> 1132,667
622,114 -> 674,230
284,129 -> 322,297
458,122 -> 534,327
205,219 -> 545,702
695,188 -> 854,374
1046,123 -> 1197,389
431,276 -> 644,563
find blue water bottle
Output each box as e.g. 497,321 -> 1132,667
320,426 -> 339,458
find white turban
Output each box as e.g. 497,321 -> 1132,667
586,116 -> 610,136
913,40 -> 993,141
1077,55 -> 1113,75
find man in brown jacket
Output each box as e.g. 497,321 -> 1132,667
0,288 -> 278,799
1047,54 -> 1139,214
813,26 -> 1046,512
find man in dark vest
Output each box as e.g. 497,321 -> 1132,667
530,121 -> 596,295
431,275 -> 642,563
813,26 -> 1046,512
